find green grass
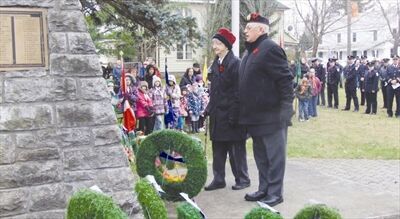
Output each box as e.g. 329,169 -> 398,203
195,88 -> 400,160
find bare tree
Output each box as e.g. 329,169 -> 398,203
295,0 -> 372,57
377,0 -> 400,56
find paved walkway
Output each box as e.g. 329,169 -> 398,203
191,158 -> 400,219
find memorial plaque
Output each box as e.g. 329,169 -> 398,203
0,8 -> 48,71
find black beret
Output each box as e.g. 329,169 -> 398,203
246,13 -> 269,25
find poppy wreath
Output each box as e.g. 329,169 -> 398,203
293,204 -> 342,219
136,130 -> 207,201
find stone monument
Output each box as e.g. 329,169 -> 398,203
0,0 -> 139,218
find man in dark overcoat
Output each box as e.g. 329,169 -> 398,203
379,58 -> 390,108
204,28 -> 250,191
386,55 -> 400,117
238,13 -> 294,207
327,58 -> 341,108
342,55 -> 359,111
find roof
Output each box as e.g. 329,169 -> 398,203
275,1 -> 290,10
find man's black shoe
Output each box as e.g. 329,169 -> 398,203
353,109 -> 359,112
232,182 -> 250,190
204,182 -> 226,191
244,191 -> 267,201
341,108 -> 350,111
259,195 -> 283,207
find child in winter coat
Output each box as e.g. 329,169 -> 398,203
165,75 -> 181,129
187,83 -> 203,133
295,78 -> 312,122
177,86 -> 189,132
136,81 -> 154,135
150,76 -> 167,131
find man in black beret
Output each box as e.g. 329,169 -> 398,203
238,13 -> 294,207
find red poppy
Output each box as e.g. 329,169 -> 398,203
253,48 -> 259,55
219,65 -> 224,73
251,13 -> 260,20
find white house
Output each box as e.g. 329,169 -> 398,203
312,7 -> 397,65
157,0 -> 293,74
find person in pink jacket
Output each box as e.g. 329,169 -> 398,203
308,68 -> 321,117
136,81 -> 154,135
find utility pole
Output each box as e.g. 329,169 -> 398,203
232,0 -> 240,57
347,0 -> 352,57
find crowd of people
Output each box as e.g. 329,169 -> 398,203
291,55 -> 400,121
104,59 -> 209,135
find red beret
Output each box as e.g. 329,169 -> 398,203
213,28 -> 236,50
246,13 -> 269,25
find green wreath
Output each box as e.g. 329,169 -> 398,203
135,179 -> 168,219
136,130 -> 207,201
245,207 -> 283,219
176,202 -> 203,219
294,204 -> 342,219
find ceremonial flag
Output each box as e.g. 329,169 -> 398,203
165,58 -> 169,85
123,100 -> 136,133
202,57 -> 208,83
119,53 -> 136,133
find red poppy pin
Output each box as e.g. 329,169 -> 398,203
251,13 -> 259,20
219,65 -> 224,73
253,48 -> 259,55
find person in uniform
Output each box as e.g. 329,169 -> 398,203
386,55 -> 400,117
311,58 -> 326,106
379,58 -> 390,108
327,58 -> 341,108
359,56 -> 369,105
238,13 -> 294,207
363,61 -> 379,114
204,28 -> 250,191
342,55 -> 359,111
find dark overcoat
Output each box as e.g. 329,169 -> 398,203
344,64 -> 359,89
364,70 -> 379,92
206,50 -> 246,141
238,34 -> 294,129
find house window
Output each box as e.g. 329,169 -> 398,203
318,52 -> 323,58
376,50 -> 379,58
372,50 -> 376,57
352,32 -> 357,42
337,33 -> 341,43
352,51 -> 357,57
363,50 -> 367,57
339,51 -> 343,60
373,30 -> 377,41
177,42 -> 193,60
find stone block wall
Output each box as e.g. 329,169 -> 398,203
0,0 -> 139,218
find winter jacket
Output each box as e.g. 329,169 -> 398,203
150,86 -> 166,115
179,74 -> 195,89
364,69 -> 379,93
238,34 -> 294,128
295,84 -> 312,100
136,90 -> 153,118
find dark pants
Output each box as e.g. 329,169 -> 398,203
138,116 -> 155,135
317,83 -> 326,106
386,86 -> 400,116
360,81 -> 366,105
365,92 -> 377,114
252,127 -> 287,197
211,140 -> 250,185
327,84 -> 339,108
344,85 -> 359,110
381,81 -> 388,108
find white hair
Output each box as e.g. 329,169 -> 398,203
249,23 -> 269,34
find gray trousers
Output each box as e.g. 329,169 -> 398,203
211,140 -> 250,185
251,127 -> 288,197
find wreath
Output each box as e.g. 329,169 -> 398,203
136,130 -> 207,201
294,204 -> 342,219
245,207 -> 283,219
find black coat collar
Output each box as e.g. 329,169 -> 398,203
245,34 -> 268,52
